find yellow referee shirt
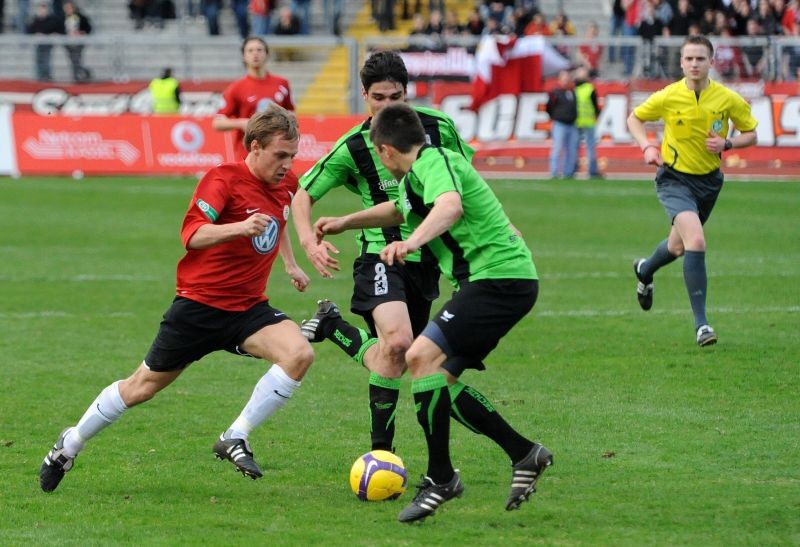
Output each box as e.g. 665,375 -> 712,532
633,78 -> 758,175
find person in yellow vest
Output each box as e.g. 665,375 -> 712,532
149,68 -> 182,114
627,35 -> 758,347
573,66 -> 602,178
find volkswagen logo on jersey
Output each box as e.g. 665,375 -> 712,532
252,216 -> 280,254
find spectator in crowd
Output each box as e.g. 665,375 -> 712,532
273,4 -> 299,34
730,0 -> 752,34
424,8 -> 444,34
323,0 -> 343,35
699,7 -> 716,34
63,1 -> 91,83
149,67 -> 182,113
756,0 -> 780,35
27,1 -> 63,81
213,36 -> 294,160
203,0 -> 249,37
656,26 -> 682,78
669,0 -> 694,36
638,1 -> 663,77
713,27 -> 745,79
742,18 -> 768,77
249,0 -> 273,35
464,7 -> 484,35
713,9 -> 731,34
546,70 -> 578,179
481,0 -> 513,28
572,66 -> 602,178
549,10 -> 575,36
781,25 -> 800,79
0,0 -> 5,32
621,0 -> 641,77
652,0 -> 673,28
609,0 -> 626,63
577,21 -> 603,77
15,0 -> 31,33
290,0 -> 310,34
442,9 -> 463,37
376,0 -> 396,32
523,11 -> 550,35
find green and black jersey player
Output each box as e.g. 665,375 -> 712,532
292,51 -> 473,453
315,103 -> 553,523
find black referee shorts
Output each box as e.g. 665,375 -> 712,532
656,165 -> 724,224
143,296 -> 291,372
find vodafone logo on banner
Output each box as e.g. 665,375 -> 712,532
154,119 -> 223,168
171,121 -> 205,152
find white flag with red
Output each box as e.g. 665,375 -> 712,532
470,35 -> 571,111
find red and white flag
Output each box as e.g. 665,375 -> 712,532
470,35 -> 570,111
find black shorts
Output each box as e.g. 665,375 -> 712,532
144,297 -> 291,372
350,254 -> 440,337
420,279 -> 538,377
655,165 -> 724,224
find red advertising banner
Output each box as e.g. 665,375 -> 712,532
12,112 -> 362,176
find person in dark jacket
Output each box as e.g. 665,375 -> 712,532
63,1 -> 92,82
546,70 -> 577,179
27,1 -> 64,81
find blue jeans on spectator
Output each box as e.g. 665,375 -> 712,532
202,0 -> 220,34
231,0 -> 249,38
292,0 -> 311,34
550,121 -> 578,178
608,13 -> 624,63
576,126 -> 599,177
324,0 -> 343,34
622,23 -> 638,76
35,44 -> 53,81
251,13 -> 272,34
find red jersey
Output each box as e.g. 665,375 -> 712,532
177,161 -> 299,311
217,73 -> 294,160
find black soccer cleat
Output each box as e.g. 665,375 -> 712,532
300,299 -> 341,343
398,471 -> 464,523
505,443 -> 553,511
39,427 -> 76,493
213,436 -> 263,479
633,258 -> 654,311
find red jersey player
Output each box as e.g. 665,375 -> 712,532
213,37 -> 295,160
39,105 -> 314,493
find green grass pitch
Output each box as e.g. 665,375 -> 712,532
0,175 -> 798,545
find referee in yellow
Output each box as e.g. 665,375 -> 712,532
627,35 -> 758,347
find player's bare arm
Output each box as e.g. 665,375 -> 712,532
315,201 -> 403,237
212,115 -> 248,132
187,213 -> 272,249
277,226 -> 310,292
290,188 -> 340,278
627,113 -> 663,166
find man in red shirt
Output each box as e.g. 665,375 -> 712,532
213,37 -> 295,161
39,105 -> 313,493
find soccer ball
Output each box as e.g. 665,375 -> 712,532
349,450 -> 407,501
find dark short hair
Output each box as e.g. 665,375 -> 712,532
369,103 -> 425,153
242,36 -> 269,56
360,51 -> 409,93
681,35 -> 714,57
244,103 -> 298,152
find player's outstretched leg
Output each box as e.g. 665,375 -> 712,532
505,443 -> 553,511
39,428 -> 76,492
398,471 -> 464,523
300,299 -> 342,342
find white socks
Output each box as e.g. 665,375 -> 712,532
63,380 -> 128,457
226,364 -> 301,440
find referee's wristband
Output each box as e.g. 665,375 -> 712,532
642,144 -> 658,153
